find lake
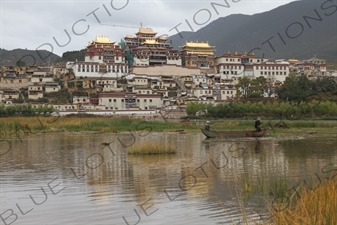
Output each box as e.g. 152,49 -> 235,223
1,131 -> 336,225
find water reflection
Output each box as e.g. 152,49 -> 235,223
254,139 -> 261,153
0,133 -> 336,225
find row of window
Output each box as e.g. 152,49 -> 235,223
108,99 -> 153,103
198,90 -> 234,94
256,66 -> 287,70
97,81 -> 115,84
138,91 -> 151,94
107,69 -> 126,73
78,65 -> 127,73
222,65 -> 243,69
223,71 -> 238,75
225,58 -> 241,62
199,90 -> 212,94
260,71 -> 287,75
104,107 -> 150,110
54,106 -> 75,109
78,65 -> 98,72
29,87 -> 42,90
221,70 -> 288,75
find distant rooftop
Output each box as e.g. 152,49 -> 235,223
304,57 -> 325,62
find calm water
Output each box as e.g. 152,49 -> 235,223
1,131 -> 336,225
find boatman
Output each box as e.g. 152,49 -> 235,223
205,121 -> 210,131
255,117 -> 262,132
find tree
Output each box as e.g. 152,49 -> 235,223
236,77 -> 252,98
276,74 -> 311,102
255,76 -> 275,97
16,60 -> 26,67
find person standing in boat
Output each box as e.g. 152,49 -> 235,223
254,117 -> 263,132
205,121 -> 210,131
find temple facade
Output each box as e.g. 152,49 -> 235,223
180,42 -> 216,68
72,36 -> 129,78
215,52 -> 289,83
124,28 -> 181,66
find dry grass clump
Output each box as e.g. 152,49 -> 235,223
128,142 -> 176,155
273,179 -> 337,225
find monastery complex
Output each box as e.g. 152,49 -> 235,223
0,27 -> 332,116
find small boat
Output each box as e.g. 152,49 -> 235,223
201,128 -> 269,138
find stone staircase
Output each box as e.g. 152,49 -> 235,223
174,77 -> 186,92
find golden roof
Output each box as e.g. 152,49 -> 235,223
88,36 -> 115,45
125,34 -> 135,39
158,36 -> 168,40
136,28 -> 157,34
143,39 -> 160,45
185,51 -> 214,55
183,41 -> 215,48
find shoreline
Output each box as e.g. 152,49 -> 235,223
1,116 -> 337,139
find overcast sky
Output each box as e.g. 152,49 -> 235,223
0,0 -> 298,56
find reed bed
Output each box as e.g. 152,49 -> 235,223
241,170 -> 337,225
128,142 -> 176,155
241,172 -> 290,204
1,116 -> 337,137
272,179 -> 337,225
0,116 -> 198,134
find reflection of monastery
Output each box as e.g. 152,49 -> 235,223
57,135 -> 335,206
4,129 -> 336,214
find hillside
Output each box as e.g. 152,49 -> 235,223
169,0 -> 337,60
62,49 -> 86,62
0,49 -> 61,66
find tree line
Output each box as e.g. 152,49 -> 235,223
186,74 -> 336,118
235,74 -> 337,100
186,100 -> 337,119
0,104 -> 54,117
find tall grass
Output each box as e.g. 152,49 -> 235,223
241,170 -> 337,225
273,179 -> 337,225
187,100 -> 337,118
0,116 -> 199,134
128,142 -> 176,155
241,172 -> 290,203
1,116 -> 337,135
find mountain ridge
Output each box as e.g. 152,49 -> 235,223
169,0 -> 337,59
1,0 -> 336,66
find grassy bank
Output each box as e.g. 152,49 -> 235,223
1,116 -> 337,137
273,179 -> 337,225
241,170 -> 337,225
0,116 -> 199,134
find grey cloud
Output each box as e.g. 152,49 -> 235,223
1,0 -> 297,56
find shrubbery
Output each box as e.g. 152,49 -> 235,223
0,104 -> 54,117
186,100 -> 337,118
